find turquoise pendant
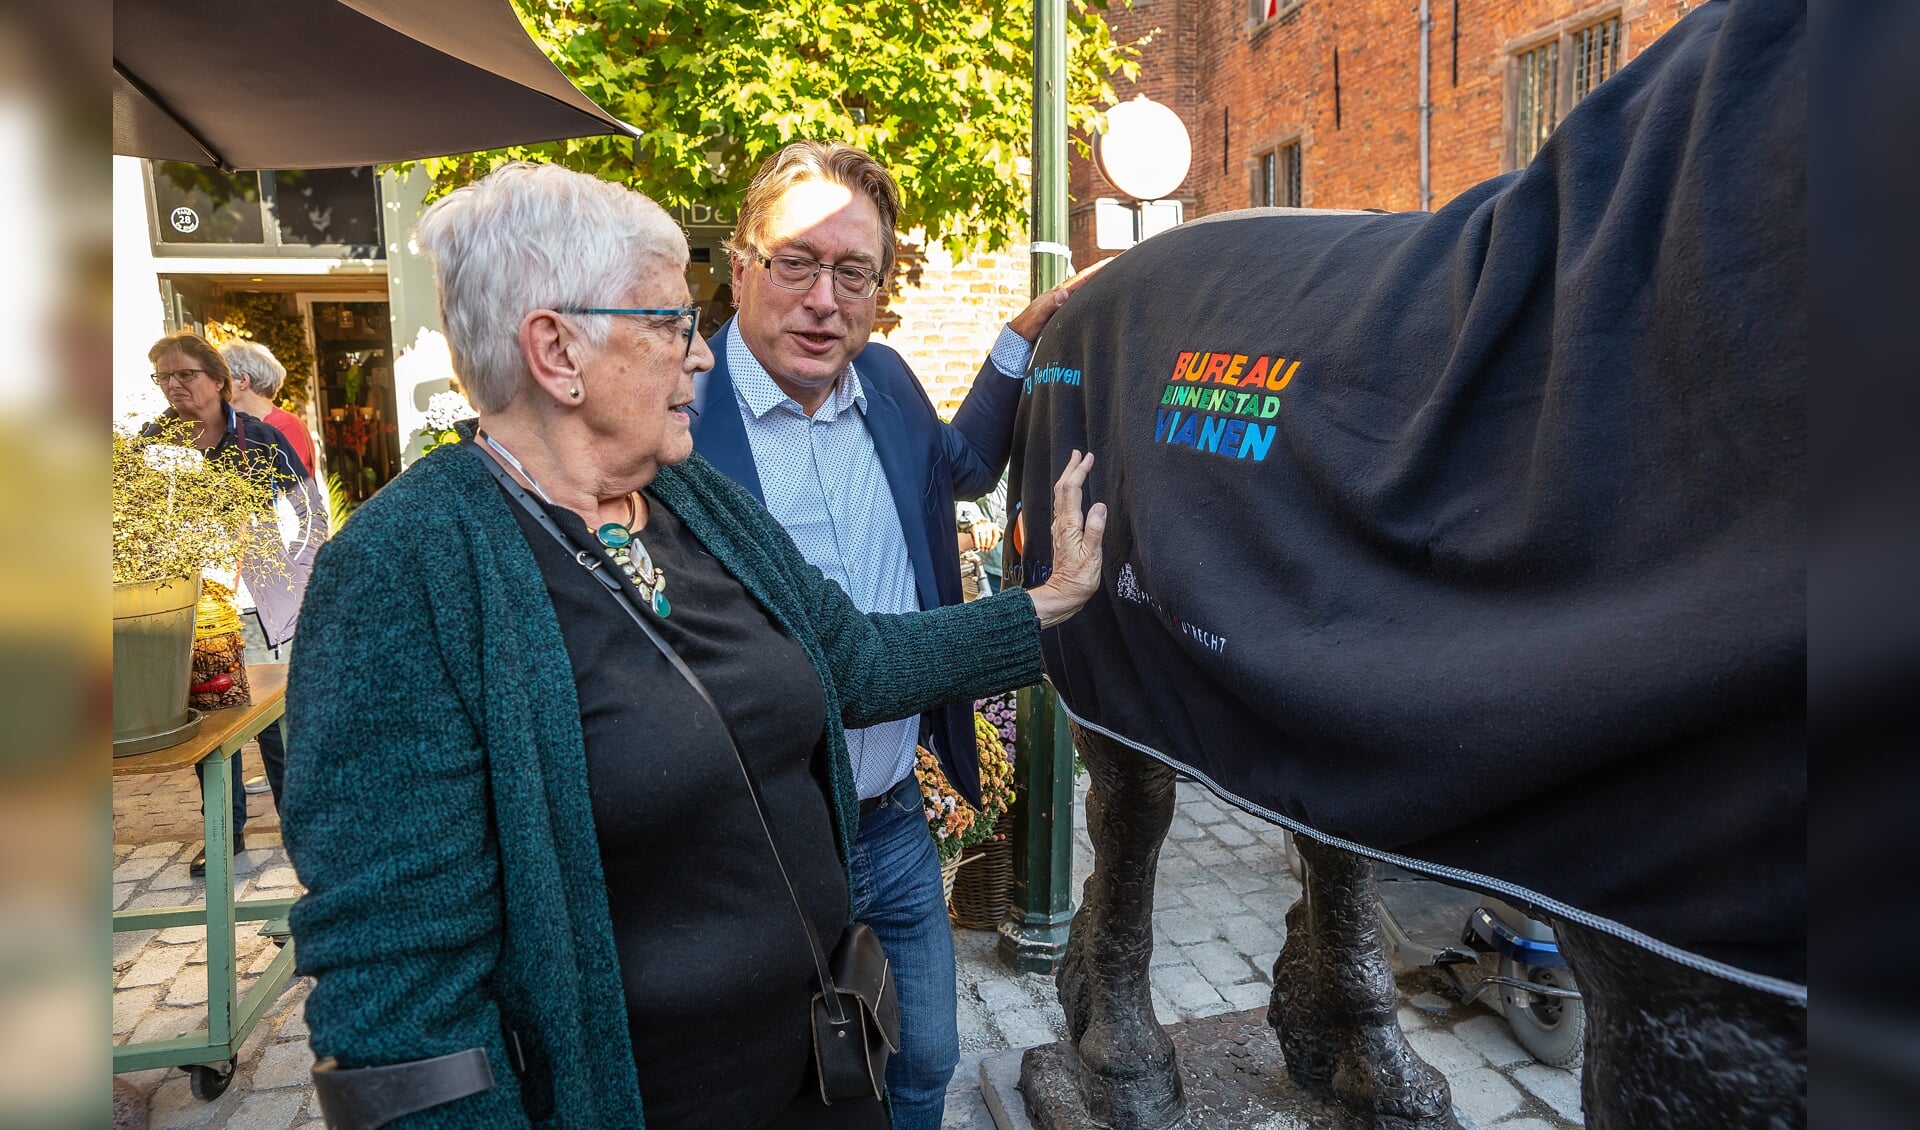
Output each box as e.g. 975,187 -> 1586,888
596,518 -> 667,616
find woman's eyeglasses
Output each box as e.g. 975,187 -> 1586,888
556,307 -> 701,359
151,368 -> 209,386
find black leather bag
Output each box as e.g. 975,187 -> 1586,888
473,441 -> 900,1106
812,922 -> 902,1101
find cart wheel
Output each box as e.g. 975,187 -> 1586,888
188,1060 -> 235,1101
1499,957 -> 1585,1068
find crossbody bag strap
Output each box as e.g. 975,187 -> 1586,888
466,440 -> 852,1024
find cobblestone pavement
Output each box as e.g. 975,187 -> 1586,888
113,752 -> 1582,1129
939,778 -> 1583,1129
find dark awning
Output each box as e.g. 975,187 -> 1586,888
113,0 -> 637,170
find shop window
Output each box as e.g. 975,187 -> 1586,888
148,161 -> 384,257
1254,141 -> 1302,208
1509,14 -> 1624,169
272,168 -> 383,248
151,165 -> 265,245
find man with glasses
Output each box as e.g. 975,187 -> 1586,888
689,140 -> 1096,1130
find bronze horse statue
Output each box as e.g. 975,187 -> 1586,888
1007,2 -> 1806,1125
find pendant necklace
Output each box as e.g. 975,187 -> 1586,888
479,429 -> 670,617
595,496 -> 670,617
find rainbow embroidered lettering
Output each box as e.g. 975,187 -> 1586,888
1149,348 -> 1303,462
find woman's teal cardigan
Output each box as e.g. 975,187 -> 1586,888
282,442 -> 1044,1128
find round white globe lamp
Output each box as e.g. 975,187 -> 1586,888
1093,96 -> 1192,202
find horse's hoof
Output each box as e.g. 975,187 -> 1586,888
1064,1012 -> 1186,1130
1332,1026 -> 1457,1130
1075,1047 -> 1187,1130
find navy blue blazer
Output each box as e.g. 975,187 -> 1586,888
690,321 -> 1023,806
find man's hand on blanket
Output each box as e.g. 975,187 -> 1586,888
1008,258 -> 1112,342
1026,450 -> 1107,629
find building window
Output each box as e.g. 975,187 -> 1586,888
1509,14 -> 1623,168
1255,141 -> 1302,208
148,161 -> 385,257
1513,40 -> 1560,168
1248,0 -> 1304,28
1571,17 -> 1623,100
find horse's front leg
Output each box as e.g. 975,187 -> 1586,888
1057,723 -> 1186,1130
1272,837 -> 1457,1129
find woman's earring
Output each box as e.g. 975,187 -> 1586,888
569,387 -> 582,400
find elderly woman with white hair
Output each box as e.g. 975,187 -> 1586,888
280,161 -> 1106,1130
221,338 -> 314,474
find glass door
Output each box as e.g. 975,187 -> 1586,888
312,301 -> 399,502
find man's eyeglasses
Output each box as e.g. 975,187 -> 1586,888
757,255 -> 884,300
151,368 -> 209,387
556,307 -> 701,359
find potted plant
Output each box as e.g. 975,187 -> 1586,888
112,419 -> 279,754
915,712 -> 1017,920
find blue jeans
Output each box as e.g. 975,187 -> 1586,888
849,775 -> 958,1130
192,612 -> 290,834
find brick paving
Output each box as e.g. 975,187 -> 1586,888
113,753 -> 1581,1129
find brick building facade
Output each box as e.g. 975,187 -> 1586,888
877,233 -> 1034,417
1070,0 -> 1702,265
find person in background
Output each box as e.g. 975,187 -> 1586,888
222,339 -> 315,474
956,509 -> 987,602
698,281 -> 735,339
143,332 -> 327,873
689,140 -> 1101,1130
971,482 -> 1008,596
955,499 -> 1002,599
280,162 -> 1106,1129
220,338 -> 314,803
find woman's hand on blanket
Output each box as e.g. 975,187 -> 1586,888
1027,450 -> 1107,629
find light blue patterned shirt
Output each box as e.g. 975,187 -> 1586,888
727,321 -> 1035,798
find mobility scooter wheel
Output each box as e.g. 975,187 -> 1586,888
1499,957 -> 1585,1067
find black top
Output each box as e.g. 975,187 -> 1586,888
506,484 -> 840,1130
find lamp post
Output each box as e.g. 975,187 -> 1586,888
999,80 -> 1194,974
1000,0 -> 1077,975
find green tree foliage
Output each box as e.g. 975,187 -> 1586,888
420,0 -> 1142,258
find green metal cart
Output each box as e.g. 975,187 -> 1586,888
113,663 -> 299,1100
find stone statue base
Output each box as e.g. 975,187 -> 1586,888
1011,1007 -> 1479,1130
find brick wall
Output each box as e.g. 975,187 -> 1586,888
875,231 -> 1034,419
1072,0 -> 1701,265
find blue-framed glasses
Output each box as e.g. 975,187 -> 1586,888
556,306 -> 701,358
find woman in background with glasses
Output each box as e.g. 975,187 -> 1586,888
140,332 -> 328,867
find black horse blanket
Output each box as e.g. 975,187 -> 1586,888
1010,0 -> 1804,996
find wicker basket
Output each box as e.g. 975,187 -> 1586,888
939,853 -> 971,903
948,834 -> 1014,930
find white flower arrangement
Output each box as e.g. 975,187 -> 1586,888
422,390 -> 476,433
416,390 -> 478,456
